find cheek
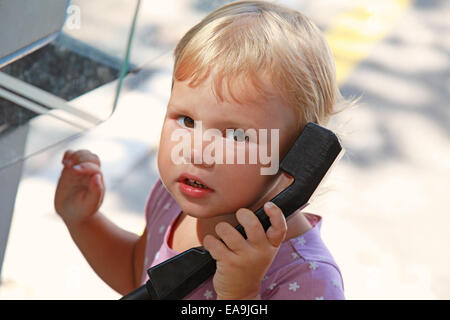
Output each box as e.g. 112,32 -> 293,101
157,146 -> 168,179
217,162 -> 272,207
157,123 -> 179,179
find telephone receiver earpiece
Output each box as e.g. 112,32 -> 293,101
121,122 -> 344,300
235,122 -> 344,238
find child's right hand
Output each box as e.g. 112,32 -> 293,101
54,149 -> 105,226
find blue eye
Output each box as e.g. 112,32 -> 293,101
177,116 -> 195,128
225,128 -> 249,142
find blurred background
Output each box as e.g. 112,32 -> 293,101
0,0 -> 448,299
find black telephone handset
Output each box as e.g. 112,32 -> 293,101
121,122 -> 344,300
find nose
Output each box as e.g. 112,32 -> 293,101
182,128 -> 215,168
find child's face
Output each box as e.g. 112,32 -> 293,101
157,74 -> 298,219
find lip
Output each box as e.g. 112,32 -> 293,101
177,172 -> 213,191
178,181 -> 214,199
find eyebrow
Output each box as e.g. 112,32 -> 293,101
168,103 -> 260,129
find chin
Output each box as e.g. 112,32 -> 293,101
182,197 -> 237,220
179,201 -> 218,219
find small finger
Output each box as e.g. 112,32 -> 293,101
89,173 -> 105,208
235,208 -> 267,247
62,150 -> 75,167
90,173 -> 103,188
72,162 -> 102,175
203,234 -> 235,261
67,149 -> 101,167
264,202 -> 287,247
215,222 -> 249,253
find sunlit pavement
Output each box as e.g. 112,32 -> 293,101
0,0 -> 449,299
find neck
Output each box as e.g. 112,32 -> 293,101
196,211 -> 240,244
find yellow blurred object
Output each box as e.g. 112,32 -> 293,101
325,0 -> 411,84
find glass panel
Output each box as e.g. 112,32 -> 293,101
0,0 -> 140,171
127,0 -> 235,68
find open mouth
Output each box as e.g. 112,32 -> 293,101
178,174 -> 214,198
177,173 -> 214,192
183,178 -> 209,189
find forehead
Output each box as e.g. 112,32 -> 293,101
170,75 -> 294,130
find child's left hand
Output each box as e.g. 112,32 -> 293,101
203,202 -> 287,300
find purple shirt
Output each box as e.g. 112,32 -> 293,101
141,179 -> 345,300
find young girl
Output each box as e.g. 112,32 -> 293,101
54,0 -> 348,300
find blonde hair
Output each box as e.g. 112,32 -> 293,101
172,0 -> 353,131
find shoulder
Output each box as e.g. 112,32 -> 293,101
260,215 -> 345,300
261,259 -> 345,300
145,179 -> 167,207
144,178 -> 176,224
